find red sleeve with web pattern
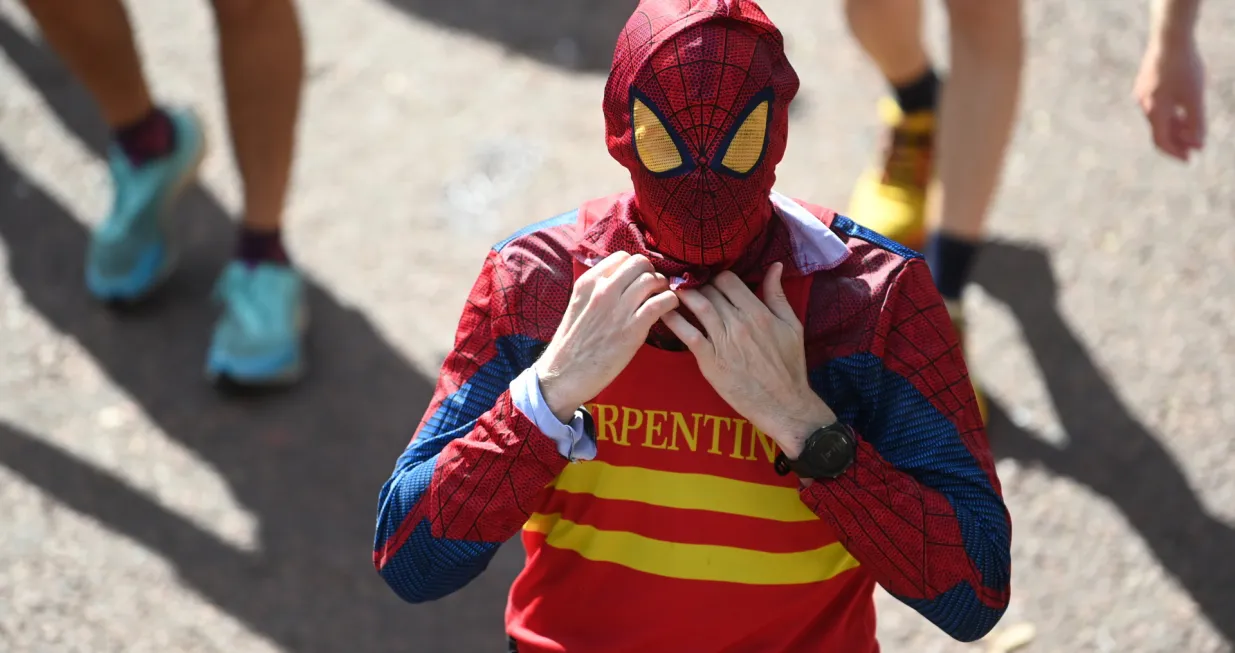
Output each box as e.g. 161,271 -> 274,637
374,240 -> 573,604
799,257 -> 1011,642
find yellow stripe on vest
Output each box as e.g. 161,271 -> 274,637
524,512 -> 861,585
551,460 -> 819,523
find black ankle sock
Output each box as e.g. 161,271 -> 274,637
925,231 -> 979,301
114,108 -> 176,166
236,227 -> 290,267
892,68 -> 940,114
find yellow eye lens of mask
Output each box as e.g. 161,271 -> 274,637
633,98 -> 684,174
719,100 -> 768,175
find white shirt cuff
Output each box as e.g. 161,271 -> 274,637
509,367 -> 597,462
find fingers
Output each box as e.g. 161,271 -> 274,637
574,250 -> 630,301
605,253 -> 656,296
1138,86 -> 1178,160
1170,115 -> 1195,162
660,310 -> 710,355
573,252 -> 654,318
584,251 -> 632,281
622,271 -> 670,309
1147,101 -> 1186,161
633,290 -> 680,328
699,285 -> 735,321
677,288 -> 726,339
1180,85 -> 1206,150
761,263 -> 800,327
712,271 -> 764,315
566,251 -> 631,325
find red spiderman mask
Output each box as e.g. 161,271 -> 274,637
597,0 -> 800,277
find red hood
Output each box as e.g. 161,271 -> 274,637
600,0 -> 800,268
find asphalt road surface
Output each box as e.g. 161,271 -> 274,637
1,0 -> 1233,651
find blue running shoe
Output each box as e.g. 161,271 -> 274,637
85,108 -> 206,302
206,261 -> 308,387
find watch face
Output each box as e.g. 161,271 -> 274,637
806,425 -> 855,477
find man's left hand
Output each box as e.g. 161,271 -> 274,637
662,263 -> 836,459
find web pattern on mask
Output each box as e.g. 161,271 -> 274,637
607,14 -> 794,267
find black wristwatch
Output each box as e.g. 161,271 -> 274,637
774,422 -> 857,480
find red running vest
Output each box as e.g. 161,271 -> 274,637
506,201 -> 879,652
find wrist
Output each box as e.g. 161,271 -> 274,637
1153,24 -> 1196,50
770,391 -> 837,460
534,362 -> 581,424
1152,0 -> 1200,47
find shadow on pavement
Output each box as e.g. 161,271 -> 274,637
378,0 -> 636,73
0,21 -> 522,653
974,241 -> 1235,643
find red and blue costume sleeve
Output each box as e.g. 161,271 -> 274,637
799,217 -> 1012,642
372,219 -> 575,603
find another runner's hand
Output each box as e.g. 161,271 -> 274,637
1135,35 -> 1205,162
662,264 -> 835,459
536,252 -> 679,422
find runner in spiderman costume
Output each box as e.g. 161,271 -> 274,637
374,0 -> 1011,650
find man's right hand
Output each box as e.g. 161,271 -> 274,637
534,252 -> 679,422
